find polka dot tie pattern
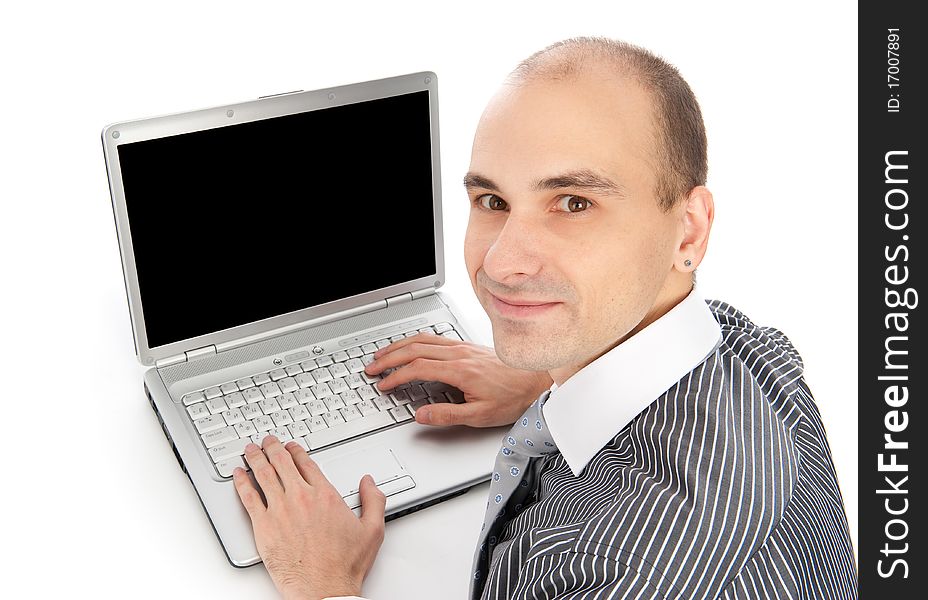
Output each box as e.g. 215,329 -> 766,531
470,390 -> 557,599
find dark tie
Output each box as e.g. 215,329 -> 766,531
470,390 -> 557,599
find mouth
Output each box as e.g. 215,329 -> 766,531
487,291 -> 561,319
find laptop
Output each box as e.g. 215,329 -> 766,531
101,72 -> 507,567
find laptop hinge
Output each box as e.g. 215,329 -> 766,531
154,345 -> 216,369
410,286 -> 436,300
385,292 -> 413,307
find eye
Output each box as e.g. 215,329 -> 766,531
476,194 -> 509,211
555,195 -> 593,213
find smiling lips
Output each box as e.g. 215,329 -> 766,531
488,291 -> 561,318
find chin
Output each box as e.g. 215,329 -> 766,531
492,332 -> 567,372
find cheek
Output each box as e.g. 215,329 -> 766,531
463,222 -> 490,278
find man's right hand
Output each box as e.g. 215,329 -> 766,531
364,333 -> 553,428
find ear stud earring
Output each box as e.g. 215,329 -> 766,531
684,259 -> 692,267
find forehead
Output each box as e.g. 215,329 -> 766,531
470,73 -> 658,190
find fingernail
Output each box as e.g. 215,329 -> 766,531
245,443 -> 259,453
417,407 -> 431,424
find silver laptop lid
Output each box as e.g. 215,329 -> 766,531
102,72 -> 444,367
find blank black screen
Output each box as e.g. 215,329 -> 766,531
118,90 -> 436,349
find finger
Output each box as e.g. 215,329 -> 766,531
371,332 -> 460,361
261,435 -> 306,491
243,442 -> 284,505
358,474 -> 387,532
366,340 -> 464,375
376,358 -> 462,391
415,400 -> 483,427
284,442 -> 330,488
232,467 -> 266,519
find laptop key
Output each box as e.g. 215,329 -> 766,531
299,358 -> 319,372
361,343 -> 378,354
357,385 -> 378,402
316,355 -> 334,368
357,399 -> 379,417
434,322 -> 453,334
325,395 -> 347,412
260,382 -> 283,398
209,437 -> 251,463
341,405 -> 362,421
253,373 -> 272,386
204,386 -> 223,400
295,388 -> 315,404
234,421 -> 257,438
243,388 -> 264,403
311,368 -> 333,383
278,377 -> 299,394
222,408 -> 245,426
202,426 -> 238,449
442,331 -> 463,341
347,347 -> 364,359
269,368 -> 287,381
373,395 -> 395,411
182,391 -> 206,406
388,406 -> 413,422
408,385 -> 428,402
241,403 -> 262,420
194,414 -> 226,434
295,373 -> 315,388
330,363 -> 350,379
333,351 -> 350,363
306,410 -> 395,450
289,404 -> 310,421
258,398 -> 281,414
285,364 -> 303,377
253,415 -> 274,432
322,411 -> 347,427
408,399 -> 429,415
375,339 -> 390,349
270,410 -> 293,427
345,358 -> 365,374
345,373 -> 365,389
307,415 -> 328,432
307,399 -> 328,417
311,383 -> 333,399
216,456 -> 246,477
288,420 -> 310,439
187,403 -> 210,420
235,377 -> 255,390
277,392 -> 298,410
341,389 -> 362,406
224,391 -> 246,409
207,397 -> 228,414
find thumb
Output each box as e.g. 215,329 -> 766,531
416,401 -> 480,427
358,474 -> 387,529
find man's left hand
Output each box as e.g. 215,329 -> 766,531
233,436 -> 386,600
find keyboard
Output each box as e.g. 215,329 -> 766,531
180,322 -> 465,477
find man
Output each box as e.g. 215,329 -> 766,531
232,37 -> 857,599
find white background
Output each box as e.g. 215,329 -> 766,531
1,1 -> 857,597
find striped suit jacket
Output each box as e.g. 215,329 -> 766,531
476,300 -> 857,599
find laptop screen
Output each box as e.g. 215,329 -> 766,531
117,90 -> 436,349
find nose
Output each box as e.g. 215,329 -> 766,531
481,210 -> 545,284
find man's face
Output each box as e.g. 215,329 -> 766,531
464,73 -> 685,379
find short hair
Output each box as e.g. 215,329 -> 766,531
507,37 -> 708,212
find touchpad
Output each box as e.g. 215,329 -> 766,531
315,446 -> 416,510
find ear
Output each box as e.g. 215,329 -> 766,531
674,185 -> 714,272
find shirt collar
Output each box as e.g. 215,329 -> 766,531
542,286 -> 722,476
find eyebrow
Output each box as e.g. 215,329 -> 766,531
463,169 -> 626,197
